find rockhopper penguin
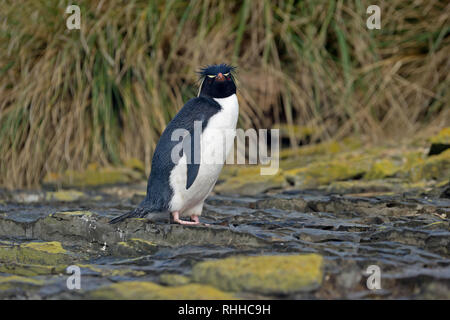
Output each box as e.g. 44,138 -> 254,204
110,64 -> 238,225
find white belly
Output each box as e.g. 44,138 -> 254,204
169,94 -> 239,215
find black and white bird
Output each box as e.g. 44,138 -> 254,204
110,64 -> 238,225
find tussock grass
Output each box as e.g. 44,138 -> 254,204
0,0 -> 449,188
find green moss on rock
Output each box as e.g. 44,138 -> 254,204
159,274 -> 191,286
21,241 -> 66,254
0,241 -> 71,265
430,128 -> 450,145
406,149 -> 450,181
90,281 -> 235,300
114,238 -> 158,257
429,128 -> 450,155
52,210 -> 93,217
43,163 -> 143,188
124,158 -> 146,173
285,154 -> 370,187
45,190 -> 85,202
0,263 -> 67,276
191,254 -> 323,294
78,264 -> 146,277
0,275 -> 44,290
364,159 -> 401,180
278,124 -> 318,145
215,166 -> 286,195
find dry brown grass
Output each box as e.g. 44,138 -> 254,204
0,0 -> 449,188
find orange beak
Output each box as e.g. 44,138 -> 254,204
216,72 -> 225,82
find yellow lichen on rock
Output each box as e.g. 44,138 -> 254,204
22,241 -> 66,254
215,166 -> 286,195
0,275 -> 44,290
430,127 -> 450,145
42,164 -> 144,188
124,158 -> 146,173
191,254 -> 323,294
0,241 -> 70,265
405,149 -> 450,182
0,263 -> 67,277
45,190 -> 85,202
365,159 -> 402,180
0,275 -> 44,285
117,241 -> 131,248
77,264 -> 146,277
114,238 -> 158,256
129,238 -> 157,246
159,273 -> 191,286
52,211 -> 93,217
278,124 -> 317,138
0,275 -> 45,290
285,153 -> 370,187
279,136 -> 448,190
90,281 -> 236,300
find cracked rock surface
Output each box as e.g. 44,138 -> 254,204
0,181 -> 449,299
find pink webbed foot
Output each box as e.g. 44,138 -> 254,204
191,214 -> 210,226
172,211 -> 200,225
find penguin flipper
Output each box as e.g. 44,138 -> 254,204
186,128 -> 200,189
186,163 -> 200,190
161,96 -> 221,190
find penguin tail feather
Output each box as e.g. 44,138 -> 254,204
109,206 -> 151,224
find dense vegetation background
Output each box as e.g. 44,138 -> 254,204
0,0 -> 449,188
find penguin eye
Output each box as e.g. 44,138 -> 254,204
207,75 -> 215,78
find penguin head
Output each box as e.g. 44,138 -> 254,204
198,64 -> 236,98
